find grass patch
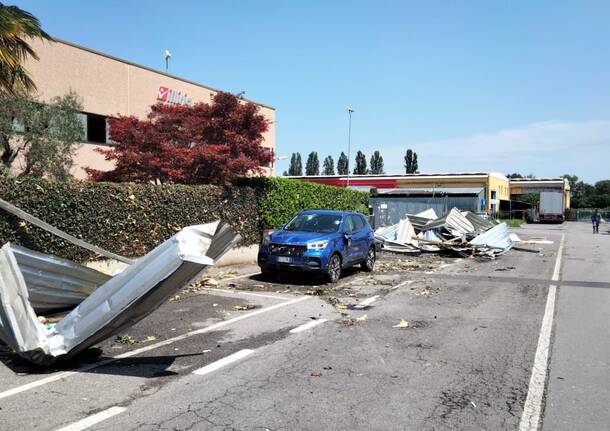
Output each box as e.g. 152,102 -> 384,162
500,218 -> 524,228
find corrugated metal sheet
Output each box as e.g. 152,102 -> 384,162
463,212 -> 495,233
415,208 -> 438,219
11,245 -> 110,312
422,208 -> 475,236
469,222 -> 513,253
0,221 -> 240,365
371,195 -> 483,228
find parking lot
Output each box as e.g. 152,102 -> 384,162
0,223 -> 608,430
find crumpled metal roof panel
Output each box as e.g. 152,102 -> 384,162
469,222 -> 513,252
0,221 -> 240,365
422,208 -> 475,235
11,245 -> 110,312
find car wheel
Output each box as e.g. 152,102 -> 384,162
361,246 -> 375,272
327,254 -> 342,283
260,269 -> 273,280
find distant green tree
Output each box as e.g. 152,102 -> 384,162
0,91 -> 83,180
322,155 -> 335,175
594,180 -> 610,195
559,174 -> 610,208
305,151 -> 319,176
369,150 -> 384,174
337,152 -> 348,175
404,149 -> 419,174
288,152 -> 303,176
507,173 -> 523,178
353,150 -> 367,175
521,193 -> 540,205
282,170 -> 288,176
561,174 -> 578,188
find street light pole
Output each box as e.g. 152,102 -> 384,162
346,107 -> 354,187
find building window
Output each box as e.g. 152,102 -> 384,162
87,113 -> 107,144
77,112 -> 109,144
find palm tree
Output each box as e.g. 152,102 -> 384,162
0,3 -> 51,94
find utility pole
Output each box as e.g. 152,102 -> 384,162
346,107 -> 354,187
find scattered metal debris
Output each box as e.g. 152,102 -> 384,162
375,207 -> 515,258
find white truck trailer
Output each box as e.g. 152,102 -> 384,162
539,191 -> 565,222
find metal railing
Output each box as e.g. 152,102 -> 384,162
574,208 -> 610,222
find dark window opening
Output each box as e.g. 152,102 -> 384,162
87,114 -> 107,144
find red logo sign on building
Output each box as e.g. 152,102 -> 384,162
157,86 -> 170,102
157,86 -> 193,106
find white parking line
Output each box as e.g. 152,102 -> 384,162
289,319 -> 328,334
219,271 -> 262,282
193,349 -> 255,376
519,234 -> 565,431
56,406 -> 126,431
352,295 -> 379,309
201,287 -> 292,301
0,295 -> 310,401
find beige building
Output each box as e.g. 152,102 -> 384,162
22,38 -> 276,179
509,178 -> 571,208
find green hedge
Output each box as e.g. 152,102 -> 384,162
241,177 -> 369,228
0,175 -> 368,262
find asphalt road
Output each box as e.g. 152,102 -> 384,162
0,222 -> 606,430
542,222 -> 610,431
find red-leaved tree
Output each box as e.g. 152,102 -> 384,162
85,92 -> 273,184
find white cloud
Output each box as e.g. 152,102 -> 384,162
383,120 -> 610,182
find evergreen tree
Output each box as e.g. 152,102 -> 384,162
404,149 -> 419,174
288,152 -> 303,176
353,150 -> 368,175
369,150 -> 384,174
322,155 -> 335,175
282,170 -> 288,176
337,152 -> 348,175
305,151 -> 319,176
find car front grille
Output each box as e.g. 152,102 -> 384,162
268,243 -> 306,257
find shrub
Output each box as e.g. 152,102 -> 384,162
0,175 -> 368,262
244,177 -> 368,228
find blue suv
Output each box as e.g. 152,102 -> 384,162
257,210 -> 376,283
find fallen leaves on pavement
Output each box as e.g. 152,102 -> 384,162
393,319 -> 411,329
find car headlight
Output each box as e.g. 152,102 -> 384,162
307,240 -> 329,250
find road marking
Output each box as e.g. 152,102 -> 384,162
0,295 -> 310,401
352,295 -> 379,309
192,349 -> 255,376
519,234 -> 565,431
290,318 -> 328,334
219,271 -> 261,283
201,287 -> 292,300
56,406 -> 126,431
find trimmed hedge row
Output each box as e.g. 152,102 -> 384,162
0,175 -> 368,262
242,177 -> 369,229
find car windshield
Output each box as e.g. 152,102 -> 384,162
284,214 -> 342,233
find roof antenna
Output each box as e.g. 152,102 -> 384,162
164,49 -> 172,73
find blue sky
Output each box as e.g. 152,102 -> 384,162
12,0 -> 610,183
